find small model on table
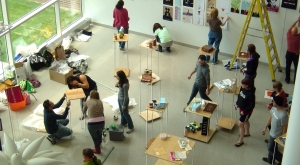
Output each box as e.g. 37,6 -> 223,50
261,96 -> 288,165
185,55 -> 211,112
234,78 -> 255,147
43,93 -> 72,144
153,23 -> 173,52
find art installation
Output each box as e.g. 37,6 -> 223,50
163,6 -> 174,21
194,0 -> 205,26
182,7 -> 193,23
205,0 -> 216,27
205,12 -> 211,26
183,0 -> 194,7
217,0 -> 230,29
265,0 -> 279,12
281,0 -> 298,10
175,6 -> 182,21
240,0 -> 250,15
175,0 -> 181,6
163,0 -> 174,6
0,133 -> 65,165
231,0 -> 241,13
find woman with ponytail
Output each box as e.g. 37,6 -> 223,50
82,148 -> 102,165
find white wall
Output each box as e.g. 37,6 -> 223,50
84,0 -> 300,66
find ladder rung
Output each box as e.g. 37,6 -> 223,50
249,27 -> 262,31
265,23 -> 270,31
271,53 -> 277,62
269,43 -> 274,51
247,34 -> 263,38
263,13 -> 267,19
273,63 -> 279,72
267,33 -> 273,40
260,2 -> 265,7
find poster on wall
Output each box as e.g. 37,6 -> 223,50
182,7 -> 193,23
175,6 -> 182,20
206,0 -> 216,12
183,0 -> 194,7
231,0 -> 241,14
175,0 -> 181,6
163,6 -> 173,21
240,0 -> 250,15
265,0 -> 279,12
194,0 -> 205,26
281,0 -> 298,10
217,0 -> 230,29
205,12 -> 211,26
163,0 -> 174,6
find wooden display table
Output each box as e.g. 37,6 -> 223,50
184,98 -> 217,142
217,85 -> 241,130
197,46 -> 216,56
275,133 -> 286,147
145,134 -> 195,164
113,34 -> 129,77
140,103 -> 169,121
235,52 -> 249,78
138,73 -> 161,85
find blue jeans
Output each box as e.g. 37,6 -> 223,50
54,119 -> 72,139
88,121 -> 105,148
80,85 -> 98,114
187,82 -> 212,105
207,30 -> 222,63
118,99 -> 134,129
267,136 -> 282,164
117,27 -> 129,48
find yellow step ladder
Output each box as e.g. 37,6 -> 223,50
229,0 -> 282,82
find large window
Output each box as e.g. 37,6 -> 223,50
7,0 -> 51,24
60,0 -> 82,29
11,6 -> 56,55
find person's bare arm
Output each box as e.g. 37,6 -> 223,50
262,116 -> 272,135
221,17 -> 230,26
282,125 -> 288,135
289,20 -> 298,30
188,69 -> 197,79
78,75 -> 89,89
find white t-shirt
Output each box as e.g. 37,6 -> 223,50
270,107 -> 288,138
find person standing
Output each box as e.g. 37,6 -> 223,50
153,23 -> 173,52
115,70 -> 134,134
67,74 -> 97,116
113,0 -> 130,51
234,78 -> 255,147
82,90 -> 105,154
43,94 -> 72,141
82,148 -> 102,165
262,96 -> 288,164
285,18 -> 300,84
241,44 -> 260,88
206,8 -> 229,64
186,55 -> 211,108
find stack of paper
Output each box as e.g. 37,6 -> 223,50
170,151 -> 187,161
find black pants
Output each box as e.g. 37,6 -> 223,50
285,51 -> 299,82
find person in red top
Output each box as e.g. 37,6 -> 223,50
113,0 -> 130,51
285,18 -> 300,84
266,81 -> 287,110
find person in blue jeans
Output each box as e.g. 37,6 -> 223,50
206,8 -> 230,64
43,94 -> 72,141
185,55 -> 211,111
115,70 -> 134,134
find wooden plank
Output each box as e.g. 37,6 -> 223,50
146,138 -> 156,149
197,46 -> 216,56
217,117 -> 236,130
139,110 -> 160,121
65,88 -> 85,100
185,126 -> 216,143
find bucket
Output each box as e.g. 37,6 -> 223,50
8,94 -> 26,111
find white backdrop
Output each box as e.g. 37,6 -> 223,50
83,0 -> 300,66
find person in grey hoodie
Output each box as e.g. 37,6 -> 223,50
186,54 -> 211,106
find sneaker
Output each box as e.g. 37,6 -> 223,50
262,157 -> 272,164
120,47 -> 125,51
126,128 -> 134,134
118,123 -> 128,127
166,47 -> 171,52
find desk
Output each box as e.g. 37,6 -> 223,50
197,46 -> 216,89
113,34 -> 129,77
184,98 -> 217,142
145,134 -> 195,165
217,85 -> 240,130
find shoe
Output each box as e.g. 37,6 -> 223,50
92,147 -> 101,154
155,48 -> 163,52
262,157 -> 271,164
120,47 -> 125,51
265,139 -> 269,143
285,80 -> 290,84
234,142 -> 244,147
166,47 -> 171,52
113,115 -> 118,121
118,123 -> 128,127
126,128 -> 134,134
244,134 -> 250,137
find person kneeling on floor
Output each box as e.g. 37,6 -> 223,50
43,93 -> 73,141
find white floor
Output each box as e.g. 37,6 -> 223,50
0,25 -> 295,165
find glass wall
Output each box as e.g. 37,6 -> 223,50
7,0 -> 51,24
60,0 -> 82,29
11,6 -> 56,55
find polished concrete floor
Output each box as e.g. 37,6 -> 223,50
0,25 -> 295,165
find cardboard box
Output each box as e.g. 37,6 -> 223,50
14,62 -> 26,82
49,68 -> 73,84
108,125 -> 124,141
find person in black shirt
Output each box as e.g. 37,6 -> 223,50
43,94 -> 72,140
67,74 -> 97,117
234,78 -> 255,147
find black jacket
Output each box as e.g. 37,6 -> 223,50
236,87 -> 255,114
44,97 -> 69,134
245,55 -> 259,77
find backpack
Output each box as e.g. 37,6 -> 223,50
69,59 -> 88,74
29,53 -> 46,71
41,50 -> 54,67
28,76 -> 41,88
